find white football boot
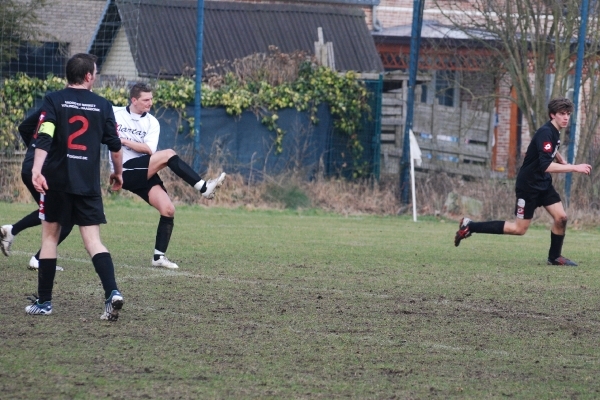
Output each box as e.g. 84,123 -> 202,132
199,172 -> 226,199
152,255 -> 179,269
0,224 -> 14,256
28,256 -> 64,271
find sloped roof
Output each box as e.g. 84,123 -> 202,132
31,0 -> 108,55
372,20 -> 498,43
111,0 -> 383,78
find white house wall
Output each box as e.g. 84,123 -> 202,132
100,27 -> 139,82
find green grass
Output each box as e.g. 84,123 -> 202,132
1,200 -> 600,399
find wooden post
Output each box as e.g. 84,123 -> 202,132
314,27 -> 335,70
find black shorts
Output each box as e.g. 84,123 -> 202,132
40,190 -> 106,227
515,185 -> 562,220
21,173 -> 40,204
122,155 -> 166,203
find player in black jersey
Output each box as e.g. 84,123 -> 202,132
26,53 -> 125,320
0,109 -> 73,270
454,97 -> 592,266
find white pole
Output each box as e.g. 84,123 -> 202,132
410,153 -> 417,222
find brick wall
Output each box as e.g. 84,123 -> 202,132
494,78 -> 512,171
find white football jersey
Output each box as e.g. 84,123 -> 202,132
112,106 -> 160,166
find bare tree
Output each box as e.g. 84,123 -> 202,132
433,0 -> 600,196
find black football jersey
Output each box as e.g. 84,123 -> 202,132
35,88 -> 121,195
515,121 -> 560,192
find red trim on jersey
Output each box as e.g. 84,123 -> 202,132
34,111 -> 46,139
542,142 -> 552,153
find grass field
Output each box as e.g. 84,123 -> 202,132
1,199 -> 600,399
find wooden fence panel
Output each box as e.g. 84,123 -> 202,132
380,97 -> 493,178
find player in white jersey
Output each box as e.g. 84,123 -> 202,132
113,83 -> 226,269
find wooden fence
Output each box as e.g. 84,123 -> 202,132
380,82 -> 494,178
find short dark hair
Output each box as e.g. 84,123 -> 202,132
548,97 -> 574,118
66,53 -> 97,85
129,82 -> 153,100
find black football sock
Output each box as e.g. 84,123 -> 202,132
154,216 -> 174,259
33,224 -> 74,260
468,221 -> 505,234
167,155 -> 202,187
92,252 -> 118,299
12,210 -> 41,235
57,224 -> 74,245
548,232 -> 565,260
38,258 -> 57,303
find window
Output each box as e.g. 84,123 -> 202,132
420,70 -> 459,107
435,70 -> 456,106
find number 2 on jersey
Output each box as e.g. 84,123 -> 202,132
68,115 -> 88,151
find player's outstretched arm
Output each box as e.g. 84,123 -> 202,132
546,162 -> 591,175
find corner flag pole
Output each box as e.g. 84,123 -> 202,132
399,0 -> 424,204
410,148 -> 417,221
409,129 -> 422,222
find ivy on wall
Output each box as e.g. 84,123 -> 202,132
0,74 -> 65,152
1,62 -> 370,166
